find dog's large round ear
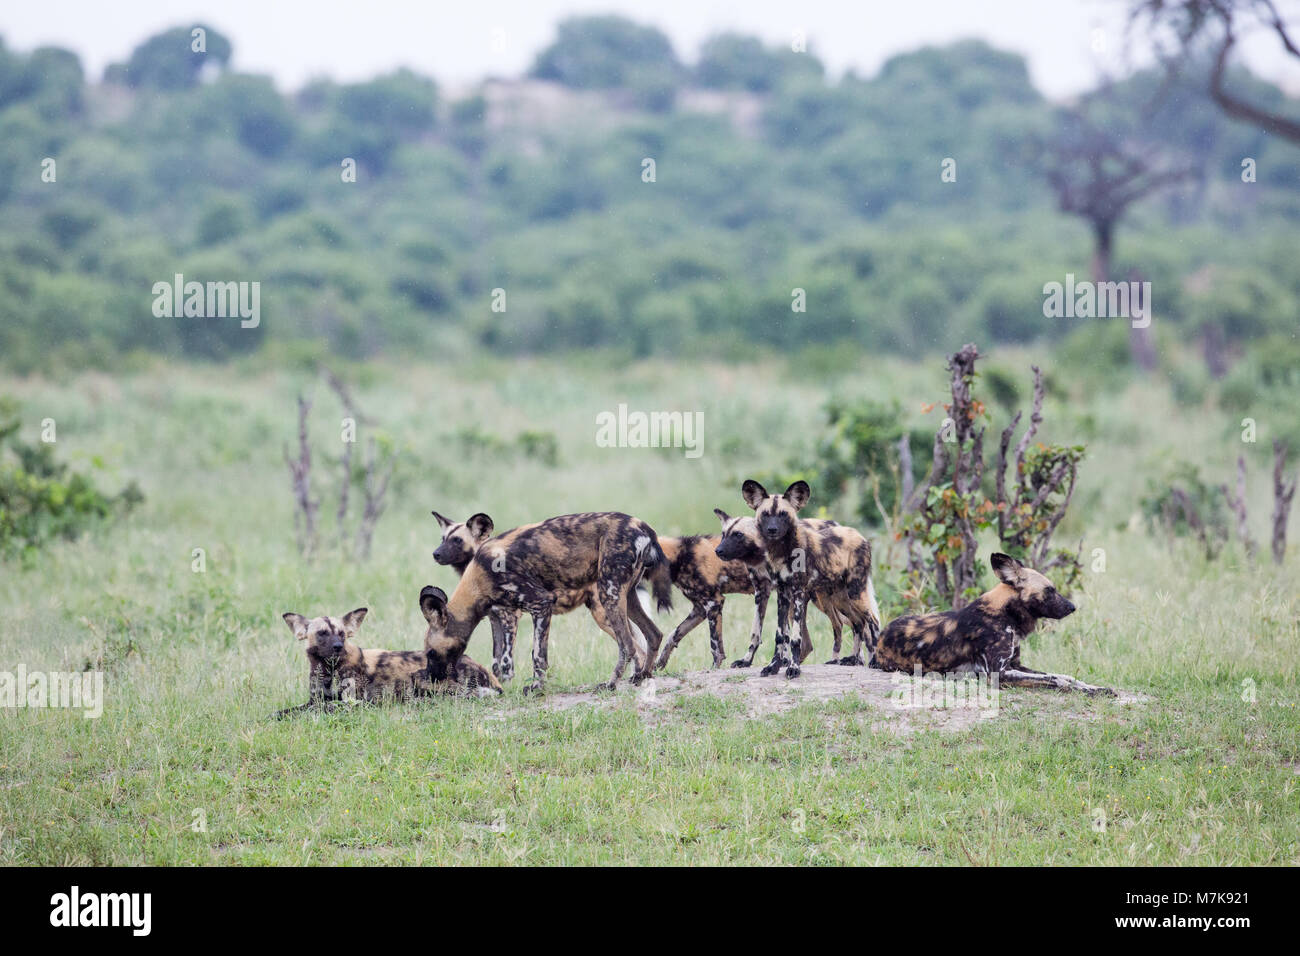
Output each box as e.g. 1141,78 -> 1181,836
342,607 -> 368,637
741,479 -> 768,510
783,480 -> 811,511
431,511 -> 453,531
419,586 -> 448,624
990,553 -> 1025,586
466,513 -> 494,541
713,507 -> 731,526
283,613 -> 309,640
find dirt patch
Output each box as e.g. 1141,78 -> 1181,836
498,664 -> 1144,735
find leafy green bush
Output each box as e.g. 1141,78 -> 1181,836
0,399 -> 142,558
810,399 -> 933,528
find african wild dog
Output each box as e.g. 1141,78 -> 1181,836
422,512 -> 673,692
874,552 -> 1113,693
652,533 -> 770,671
658,516 -> 842,670
277,603 -> 501,717
735,479 -> 881,678
432,510 -> 521,682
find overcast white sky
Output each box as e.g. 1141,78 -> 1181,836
2,0 -> 1298,98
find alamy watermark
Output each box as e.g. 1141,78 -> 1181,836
152,273 -> 260,328
1043,273 -> 1151,328
50,886 -> 150,936
1,665 -> 103,718
890,666 -> 1000,717
596,404 -> 703,459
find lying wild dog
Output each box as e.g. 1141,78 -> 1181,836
875,552 -> 1114,695
276,604 -> 501,717
432,510 -> 521,682
659,516 -> 843,671
737,479 -> 881,678
422,512 -> 673,692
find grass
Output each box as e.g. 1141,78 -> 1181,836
1,348 -> 1297,865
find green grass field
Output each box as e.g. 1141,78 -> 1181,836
1,349 -> 1297,864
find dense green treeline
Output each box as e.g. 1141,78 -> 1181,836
0,17 -> 1297,373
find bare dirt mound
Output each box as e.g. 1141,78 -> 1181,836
501,664 -> 1144,734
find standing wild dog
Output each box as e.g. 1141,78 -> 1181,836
652,533 -> 773,670
875,552 -> 1111,693
432,510 -> 521,682
667,516 -> 843,670
422,512 -> 673,692
277,602 -> 500,717
736,479 -> 881,678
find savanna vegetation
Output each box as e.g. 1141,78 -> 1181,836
0,345 -> 1296,864
0,16 -> 1298,372
0,13 -> 1297,865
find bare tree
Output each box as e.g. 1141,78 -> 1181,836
1129,0 -> 1300,144
993,366 -> 1083,574
285,373 -> 396,562
903,343 -> 985,606
354,437 -> 394,560
1221,454 -> 1256,557
1273,440 -> 1297,564
324,369 -> 377,552
283,394 -> 319,557
1038,97 -> 1197,373
1041,106 -> 1198,285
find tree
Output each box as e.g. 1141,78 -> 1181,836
199,74 -> 296,157
336,69 -> 437,135
1037,92 -> 1198,370
531,16 -> 681,90
25,47 -> 84,118
1039,100 -> 1197,283
1129,0 -> 1300,143
695,32 -> 822,92
0,42 -> 84,118
119,24 -> 232,90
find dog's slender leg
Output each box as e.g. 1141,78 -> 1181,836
272,701 -> 313,719
733,579 -> 768,668
626,592 -> 664,675
655,603 -> 705,670
786,590 -> 806,678
762,586 -> 799,677
495,611 -> 518,682
836,616 -> 867,666
523,598 -> 554,695
1006,648 -> 1043,674
586,596 -> 629,691
607,590 -> 650,685
864,606 -> 881,665
830,608 -> 843,660
488,609 -> 510,682
309,659 -> 341,703
706,603 -> 725,668
627,589 -> 663,673
837,601 -> 871,666
1001,668 -> 1117,696
798,613 -> 813,664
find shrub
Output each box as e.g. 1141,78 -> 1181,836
0,398 -> 142,559
1139,461 -> 1229,558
